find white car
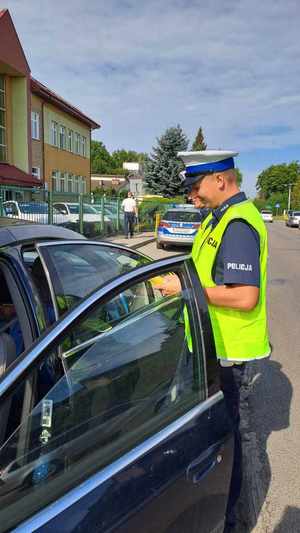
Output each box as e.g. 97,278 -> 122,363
53,202 -> 111,223
286,210 -> 300,227
261,209 -> 273,223
3,201 -> 68,225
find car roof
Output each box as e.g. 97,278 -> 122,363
0,223 -> 86,247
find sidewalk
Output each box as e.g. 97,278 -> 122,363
102,231 -> 156,250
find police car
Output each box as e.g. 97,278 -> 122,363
157,205 -> 206,249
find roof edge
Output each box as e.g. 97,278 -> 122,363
31,77 -> 100,130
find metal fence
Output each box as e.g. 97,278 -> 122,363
0,185 -> 175,238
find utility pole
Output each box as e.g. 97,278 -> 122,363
288,183 -> 292,211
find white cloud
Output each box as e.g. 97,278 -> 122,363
3,0 -> 300,194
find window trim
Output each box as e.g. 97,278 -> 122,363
0,253 -> 196,399
31,111 -> 40,140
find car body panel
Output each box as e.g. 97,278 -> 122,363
0,229 -> 233,533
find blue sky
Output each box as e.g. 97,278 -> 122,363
4,0 -> 300,196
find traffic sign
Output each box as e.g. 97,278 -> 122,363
275,203 -> 280,208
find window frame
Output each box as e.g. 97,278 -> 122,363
51,121 -> 58,147
31,111 -> 40,140
32,167 -> 40,180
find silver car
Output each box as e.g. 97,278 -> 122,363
286,210 -> 300,227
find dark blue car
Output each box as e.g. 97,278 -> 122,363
0,224 -> 233,533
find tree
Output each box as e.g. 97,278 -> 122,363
91,141 -> 112,174
144,125 -> 189,197
191,127 -> 207,151
256,162 -> 300,199
291,178 -> 300,209
235,168 -> 243,187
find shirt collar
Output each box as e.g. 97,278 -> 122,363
212,192 -> 247,224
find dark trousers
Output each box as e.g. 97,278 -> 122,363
124,212 -> 135,237
220,363 -> 245,528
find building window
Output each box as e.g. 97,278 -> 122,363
31,111 -> 40,140
51,121 -> 58,146
68,173 -> 73,193
59,126 -> 66,150
80,177 -> 86,193
80,136 -> 86,157
75,133 -> 80,155
74,175 -> 79,193
68,129 -> 73,152
60,172 -> 67,193
32,167 -> 41,179
0,75 -> 7,162
52,170 -> 60,191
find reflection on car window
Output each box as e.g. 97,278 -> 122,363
0,269 -> 205,530
39,244 -> 149,317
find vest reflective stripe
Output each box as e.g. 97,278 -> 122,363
191,200 -> 270,361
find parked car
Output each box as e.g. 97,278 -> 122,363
157,206 -> 207,249
286,210 -> 300,227
260,209 -> 273,223
3,201 -> 68,225
53,202 -> 111,223
0,223 -> 233,533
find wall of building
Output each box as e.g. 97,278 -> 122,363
44,144 -> 90,191
43,104 -> 90,156
11,76 -> 29,172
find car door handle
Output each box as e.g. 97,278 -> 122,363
186,442 -> 223,485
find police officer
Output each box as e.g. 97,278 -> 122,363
160,150 -> 271,532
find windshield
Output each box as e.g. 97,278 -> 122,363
163,210 -> 202,222
261,210 -> 272,214
292,211 -> 300,216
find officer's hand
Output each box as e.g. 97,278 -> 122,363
152,274 -> 181,297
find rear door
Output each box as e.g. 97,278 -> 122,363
0,256 -> 233,533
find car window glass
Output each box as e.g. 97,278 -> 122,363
163,210 -> 202,222
0,268 -> 205,530
38,244 -> 149,317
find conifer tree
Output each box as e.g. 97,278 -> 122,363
144,125 -> 189,197
192,127 -> 207,151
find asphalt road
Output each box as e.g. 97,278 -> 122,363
139,222 -> 300,533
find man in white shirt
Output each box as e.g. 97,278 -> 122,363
121,191 -> 137,238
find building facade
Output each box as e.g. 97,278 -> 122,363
0,9 -> 99,196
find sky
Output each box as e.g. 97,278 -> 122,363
3,0 -> 300,196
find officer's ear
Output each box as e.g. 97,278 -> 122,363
215,172 -> 226,191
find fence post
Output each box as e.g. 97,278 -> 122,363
0,186 -> 3,217
48,190 -> 53,225
101,196 -> 105,232
79,193 -> 84,235
116,198 -> 120,232
155,212 -> 161,236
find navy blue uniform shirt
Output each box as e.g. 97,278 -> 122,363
208,192 -> 260,287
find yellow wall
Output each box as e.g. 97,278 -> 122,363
11,76 -> 29,172
44,144 -> 90,191
43,103 -> 90,157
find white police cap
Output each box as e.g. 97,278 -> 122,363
178,150 -> 239,188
